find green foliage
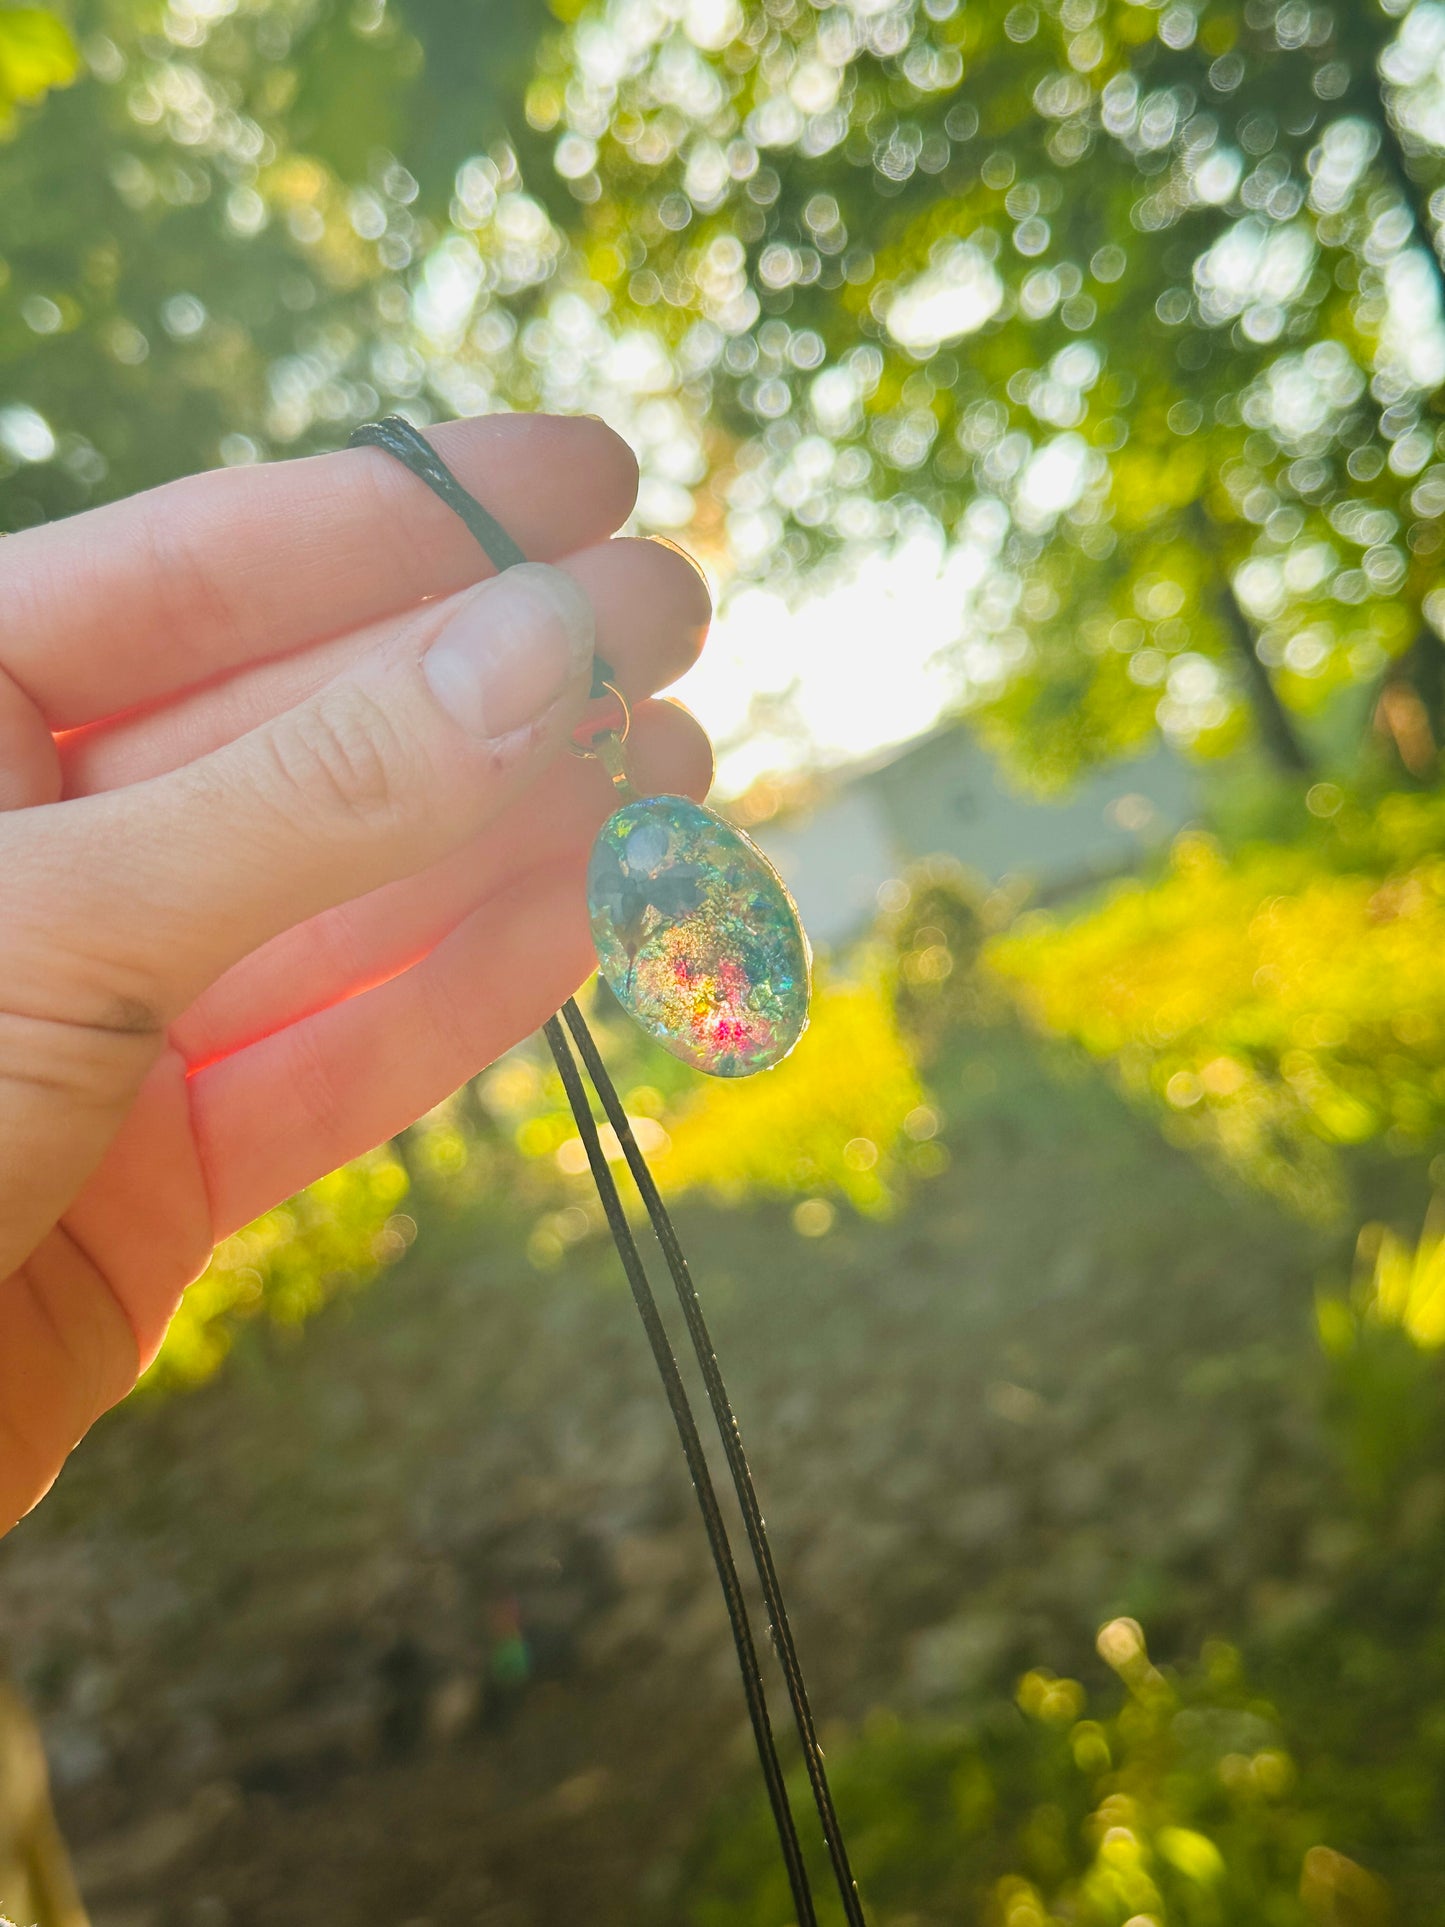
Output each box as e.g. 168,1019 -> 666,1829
144,1145 -> 413,1389
685,1200 -> 1445,1924
886,856 -> 1009,1050
989,794 -> 1445,1215
144,1082 -> 525,1385
667,871 -> 1445,1925
0,5 -> 77,126
688,1620 -> 1359,1927
0,0 -> 562,531
1317,1204 -> 1445,1495
656,967 -> 932,1215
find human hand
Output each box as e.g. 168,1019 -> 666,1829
0,415 -> 712,1534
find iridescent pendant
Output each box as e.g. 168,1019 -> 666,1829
577,694 -> 811,1078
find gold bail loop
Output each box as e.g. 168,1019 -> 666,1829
593,730 -> 636,798
568,680 -> 638,800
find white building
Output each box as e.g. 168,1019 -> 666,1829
750,728 -> 1197,950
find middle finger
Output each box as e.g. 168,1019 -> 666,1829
60,537 -> 709,798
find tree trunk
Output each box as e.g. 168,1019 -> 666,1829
1216,577 -> 1314,774
1373,622 -> 1445,779
1334,8 -> 1445,763
1187,506 -> 1313,774
1411,617 -> 1445,741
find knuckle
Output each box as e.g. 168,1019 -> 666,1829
95,992 -> 165,1037
0,1004 -> 160,1110
137,483 -> 247,668
0,822 -> 168,1046
267,684 -> 417,837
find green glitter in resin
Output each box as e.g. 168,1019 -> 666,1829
586,795 -> 811,1078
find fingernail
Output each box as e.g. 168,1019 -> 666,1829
424,563 -> 594,740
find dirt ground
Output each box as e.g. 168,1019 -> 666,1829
0,1032 -> 1340,1926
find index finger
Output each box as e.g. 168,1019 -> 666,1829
0,413 -> 639,730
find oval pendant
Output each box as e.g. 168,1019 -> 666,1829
586,795 -> 811,1078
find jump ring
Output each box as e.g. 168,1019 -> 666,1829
568,680 -> 631,759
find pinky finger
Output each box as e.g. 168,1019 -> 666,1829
190,865 -> 594,1240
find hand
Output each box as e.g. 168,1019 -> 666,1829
0,415 -> 712,1534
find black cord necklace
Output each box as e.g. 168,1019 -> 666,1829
350,416 -> 866,1925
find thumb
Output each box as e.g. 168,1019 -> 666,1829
30,562 -> 595,1023
0,562 -> 593,1274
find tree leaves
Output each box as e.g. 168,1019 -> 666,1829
5,0 -> 1445,789
0,4 -> 77,127
511,0 -> 1445,780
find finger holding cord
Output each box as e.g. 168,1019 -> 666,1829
0,414 -> 639,733
58,534 -> 710,800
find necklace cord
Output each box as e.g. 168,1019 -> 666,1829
560,1000 -> 866,1925
543,1014 -> 817,1927
351,416 -> 616,701
349,416 -> 865,1924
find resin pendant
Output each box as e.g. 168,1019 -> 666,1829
587,795 -> 811,1078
